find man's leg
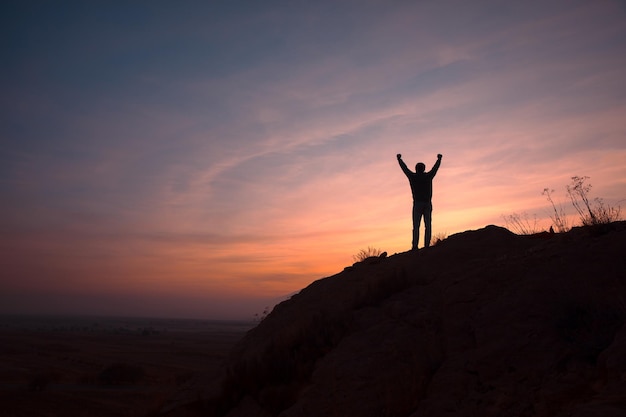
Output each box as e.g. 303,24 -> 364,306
412,203 -> 425,250
424,203 -> 433,247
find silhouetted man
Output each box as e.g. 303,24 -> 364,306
397,153 -> 442,250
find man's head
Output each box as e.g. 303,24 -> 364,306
416,162 -> 426,173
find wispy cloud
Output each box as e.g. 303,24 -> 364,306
1,0 -> 625,318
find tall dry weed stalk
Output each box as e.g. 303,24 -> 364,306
502,212 -> 541,235
543,188 -> 570,232
566,176 -> 621,226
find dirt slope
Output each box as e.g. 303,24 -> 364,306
166,222 -> 626,417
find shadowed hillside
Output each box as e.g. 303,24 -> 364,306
164,222 -> 626,417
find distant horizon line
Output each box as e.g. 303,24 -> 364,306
0,312 -> 257,324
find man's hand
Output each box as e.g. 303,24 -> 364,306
397,154 -> 402,160
437,154 -> 442,159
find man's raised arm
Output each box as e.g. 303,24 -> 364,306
397,153 -> 412,177
430,154 -> 442,177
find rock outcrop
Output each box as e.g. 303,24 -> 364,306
166,222 -> 626,417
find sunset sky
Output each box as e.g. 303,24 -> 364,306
2,1 -> 625,319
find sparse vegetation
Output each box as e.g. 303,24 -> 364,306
210,222 -> 626,417
254,306 -> 271,323
352,246 -> 384,262
502,212 -> 541,235
566,176 -> 621,226
431,231 -> 448,246
506,176 -> 620,234
543,188 -> 570,233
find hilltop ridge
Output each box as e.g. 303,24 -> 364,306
165,222 -> 626,417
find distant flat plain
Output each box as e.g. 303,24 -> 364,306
0,315 -> 254,417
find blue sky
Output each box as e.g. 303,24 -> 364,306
2,0 -> 625,319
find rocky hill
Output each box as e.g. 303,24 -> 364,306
164,222 -> 626,417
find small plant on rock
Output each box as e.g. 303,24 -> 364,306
254,306 -> 271,323
431,231 -> 448,246
352,246 -> 384,263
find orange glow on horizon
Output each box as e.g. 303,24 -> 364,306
2,1 -> 625,319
